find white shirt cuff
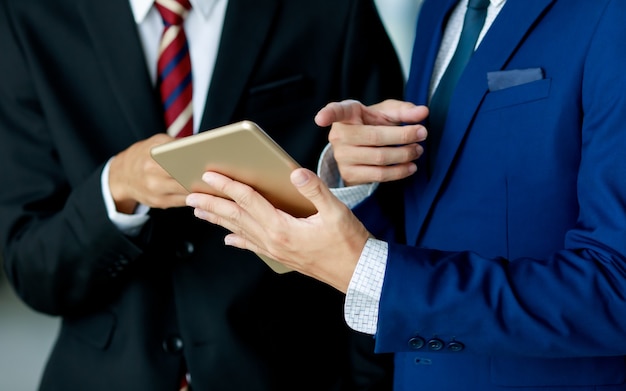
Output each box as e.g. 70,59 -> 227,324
344,238 -> 388,335
317,143 -> 378,208
101,159 -> 150,236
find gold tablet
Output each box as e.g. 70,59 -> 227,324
151,120 -> 317,273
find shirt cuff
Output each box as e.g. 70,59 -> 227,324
101,159 -> 150,236
344,238 -> 388,335
317,143 -> 378,208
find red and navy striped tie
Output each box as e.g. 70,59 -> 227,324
156,0 -> 193,138
156,3 -> 193,390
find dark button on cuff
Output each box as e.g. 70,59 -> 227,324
447,341 -> 465,352
408,336 -> 425,350
162,335 -> 184,354
427,338 -> 444,351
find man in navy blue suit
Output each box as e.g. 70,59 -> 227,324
187,0 -> 626,389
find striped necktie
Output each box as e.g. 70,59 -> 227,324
427,0 -> 490,168
155,4 -> 193,389
155,0 -> 193,138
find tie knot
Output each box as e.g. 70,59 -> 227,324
155,0 -> 192,26
468,0 -> 490,10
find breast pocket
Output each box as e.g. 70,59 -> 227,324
246,74 -> 313,114
481,78 -> 552,112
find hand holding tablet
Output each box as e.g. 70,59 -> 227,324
151,120 -> 317,273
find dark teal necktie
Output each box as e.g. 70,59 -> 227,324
428,0 -> 490,168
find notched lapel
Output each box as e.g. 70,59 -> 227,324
79,0 -> 164,141
408,0 -> 556,245
199,0 -> 279,130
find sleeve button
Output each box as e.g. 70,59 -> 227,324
427,338 -> 444,351
408,336 -> 425,350
447,341 -> 465,352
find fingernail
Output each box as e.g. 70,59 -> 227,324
417,126 -> 427,140
291,170 -> 310,187
202,172 -> 219,184
186,194 -> 198,207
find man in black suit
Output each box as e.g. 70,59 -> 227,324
0,0 -> 404,390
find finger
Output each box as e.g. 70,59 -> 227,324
314,100 -> 366,127
315,100 -> 403,127
340,162 -> 418,185
315,99 -> 429,127
330,123 -> 427,148
335,144 -> 423,168
190,198 -> 240,233
147,133 -> 176,147
290,168 -> 345,216
223,233 -> 268,257
199,171 -> 281,224
369,99 -> 429,125
148,194 -> 188,209
187,191 -> 264,242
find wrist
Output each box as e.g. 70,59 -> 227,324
108,155 -> 138,214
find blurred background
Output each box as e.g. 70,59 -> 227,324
0,1 -> 421,389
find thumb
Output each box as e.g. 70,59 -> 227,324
290,168 -> 338,215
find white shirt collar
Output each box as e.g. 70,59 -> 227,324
490,0 -> 506,7
129,0 -> 219,23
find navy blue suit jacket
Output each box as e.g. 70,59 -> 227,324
354,0 -> 626,389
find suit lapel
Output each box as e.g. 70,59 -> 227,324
405,0 -> 458,105
198,0 -> 279,130
79,0 -> 164,141
406,0 -> 556,244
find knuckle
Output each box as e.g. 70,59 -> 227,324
267,228 -> 290,248
333,147 -> 347,162
366,129 -> 381,146
405,149 -> 417,163
372,149 -> 388,166
339,167 -> 357,183
225,204 -> 242,221
401,128 -> 415,145
234,187 -> 254,209
328,126 -> 344,144
402,145 -> 418,162
372,170 -> 388,184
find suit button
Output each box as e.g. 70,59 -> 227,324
408,337 -> 425,350
162,335 -> 184,354
447,341 -> 465,352
175,241 -> 195,259
427,338 -> 444,351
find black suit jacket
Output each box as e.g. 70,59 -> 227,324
0,0 -> 404,390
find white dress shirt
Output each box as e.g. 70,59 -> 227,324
332,0 -> 507,335
101,0 -> 228,235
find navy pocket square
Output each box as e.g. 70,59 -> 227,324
487,68 -> 544,92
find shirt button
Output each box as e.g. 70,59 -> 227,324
162,335 -> 184,354
175,241 -> 195,259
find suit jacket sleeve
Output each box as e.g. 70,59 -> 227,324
357,0 -> 626,359
0,1 -> 145,316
